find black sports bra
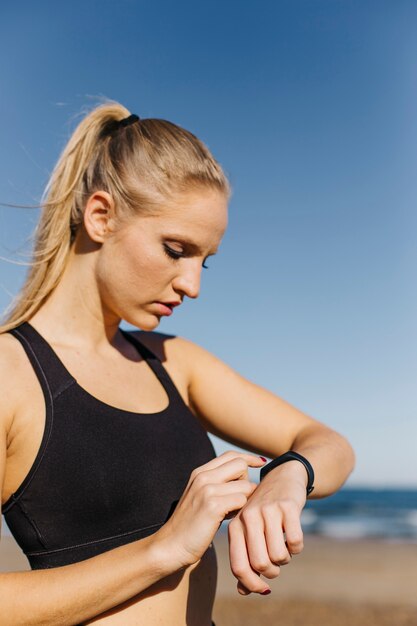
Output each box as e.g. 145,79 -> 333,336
2,322 -> 216,569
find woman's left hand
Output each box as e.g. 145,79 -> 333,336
227,460 -> 308,595
168,336 -> 354,592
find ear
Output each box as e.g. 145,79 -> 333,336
83,191 -> 116,243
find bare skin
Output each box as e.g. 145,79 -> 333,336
0,189 -> 355,625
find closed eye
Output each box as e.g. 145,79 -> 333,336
164,244 -> 210,269
163,244 -> 183,260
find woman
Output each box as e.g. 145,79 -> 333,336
0,102 -> 354,626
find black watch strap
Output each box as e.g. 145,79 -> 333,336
260,450 -> 315,496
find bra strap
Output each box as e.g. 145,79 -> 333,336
8,323 -> 76,400
120,329 -> 186,406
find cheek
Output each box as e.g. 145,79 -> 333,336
123,245 -> 168,283
98,240 -> 171,300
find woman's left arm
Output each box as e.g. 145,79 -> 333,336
178,338 -> 355,595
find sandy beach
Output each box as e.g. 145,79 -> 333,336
213,533 -> 417,625
1,532 -> 416,625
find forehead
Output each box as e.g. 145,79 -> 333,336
130,190 -> 228,246
163,189 -> 227,231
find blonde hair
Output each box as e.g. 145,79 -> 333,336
1,101 -> 230,332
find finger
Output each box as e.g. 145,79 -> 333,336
228,518 -> 271,594
206,480 -> 257,498
237,579 -> 271,596
177,460 -> 255,509
263,507 -> 292,565
214,493 -> 251,518
193,451 -> 267,475
192,458 -> 254,486
218,450 -> 268,469
237,579 -> 251,595
242,510 -> 282,579
282,506 -> 304,555
222,481 -> 258,519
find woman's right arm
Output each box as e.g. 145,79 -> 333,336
0,357 -> 263,626
0,374 -> 169,626
0,528 -> 174,626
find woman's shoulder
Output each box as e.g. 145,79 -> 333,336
0,331 -> 29,372
0,332 -> 30,430
0,331 -> 36,384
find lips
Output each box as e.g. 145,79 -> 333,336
153,301 -> 181,316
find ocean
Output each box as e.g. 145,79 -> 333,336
2,488 -> 417,543
218,488 -> 417,542
302,487 -> 417,541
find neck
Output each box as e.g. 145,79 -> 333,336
29,244 -> 121,350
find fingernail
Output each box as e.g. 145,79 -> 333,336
260,456 -> 267,462
261,589 -> 271,595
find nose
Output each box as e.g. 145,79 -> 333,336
172,261 -> 202,300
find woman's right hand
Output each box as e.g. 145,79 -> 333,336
154,451 -> 266,569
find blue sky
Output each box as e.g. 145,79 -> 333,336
0,0 -> 416,487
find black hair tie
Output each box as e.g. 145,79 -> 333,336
102,114 -> 140,137
118,113 -> 140,128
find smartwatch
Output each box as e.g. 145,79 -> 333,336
260,450 -> 315,496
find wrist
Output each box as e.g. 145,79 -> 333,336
146,529 -> 185,577
260,450 -> 315,496
261,461 -> 308,509
151,524 -> 195,575
265,460 -> 308,490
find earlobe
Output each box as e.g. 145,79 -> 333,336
83,191 -> 115,243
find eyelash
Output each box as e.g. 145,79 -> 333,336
163,245 -> 209,269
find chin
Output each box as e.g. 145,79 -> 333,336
123,312 -> 161,332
